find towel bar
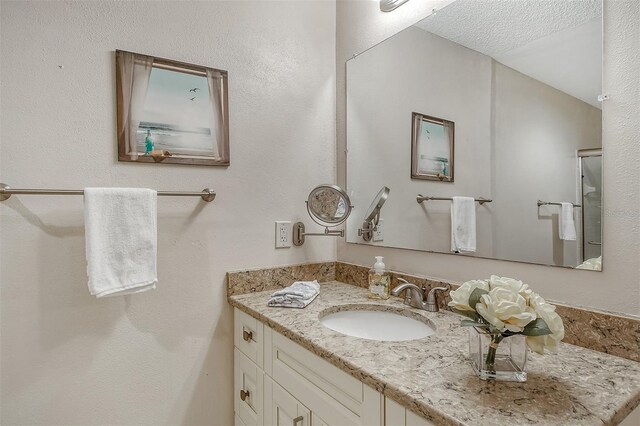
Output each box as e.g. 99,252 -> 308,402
0,183 -> 216,202
537,200 -> 581,208
416,195 -> 492,205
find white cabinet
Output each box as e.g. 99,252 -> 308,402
264,376 -> 310,426
620,406 -> 640,426
269,330 -> 381,425
385,398 -> 434,426
235,308 -> 265,368
234,348 -> 264,426
234,307 -> 421,426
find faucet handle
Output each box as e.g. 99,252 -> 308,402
396,277 -> 425,290
429,284 -> 450,294
392,278 -> 426,308
426,284 -> 451,311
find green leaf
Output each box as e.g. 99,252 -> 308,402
451,308 -> 482,322
468,288 -> 489,310
460,320 -> 490,328
522,318 -> 552,336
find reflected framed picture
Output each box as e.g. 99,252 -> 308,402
411,112 -> 454,182
116,50 -> 229,166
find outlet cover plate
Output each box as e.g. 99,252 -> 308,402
373,219 -> 384,242
275,221 -> 291,248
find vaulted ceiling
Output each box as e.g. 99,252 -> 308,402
415,0 -> 602,108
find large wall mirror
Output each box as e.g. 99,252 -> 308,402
346,0 -> 603,271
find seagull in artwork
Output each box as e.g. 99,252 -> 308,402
189,88 -> 200,93
189,97 -> 196,101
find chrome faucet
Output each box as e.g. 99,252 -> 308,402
391,278 -> 449,312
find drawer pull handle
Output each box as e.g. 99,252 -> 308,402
240,389 -> 250,402
242,330 -> 253,342
293,415 -> 304,426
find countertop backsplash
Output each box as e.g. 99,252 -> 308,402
227,261 -> 640,363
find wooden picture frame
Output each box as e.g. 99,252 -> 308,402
116,50 -> 229,166
411,112 -> 454,182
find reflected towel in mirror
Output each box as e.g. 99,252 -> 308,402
451,196 -> 476,253
559,202 -> 577,241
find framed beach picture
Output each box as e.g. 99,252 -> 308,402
411,112 -> 454,182
116,50 -> 229,166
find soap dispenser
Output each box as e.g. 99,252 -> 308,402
368,256 -> 390,299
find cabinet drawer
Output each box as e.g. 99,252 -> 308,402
269,330 -> 381,424
270,330 -> 362,412
235,308 -> 264,368
234,348 -> 264,426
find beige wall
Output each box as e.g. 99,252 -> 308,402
0,1 -> 336,424
337,0 -> 640,316
345,26 -> 494,256
491,61 -> 602,267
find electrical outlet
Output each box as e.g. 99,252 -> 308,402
373,219 -> 384,242
275,221 -> 291,248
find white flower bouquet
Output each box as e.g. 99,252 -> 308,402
449,276 -> 564,376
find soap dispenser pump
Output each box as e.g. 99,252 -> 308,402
368,256 -> 390,299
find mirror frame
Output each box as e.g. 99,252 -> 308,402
411,112 -> 455,182
306,184 -> 353,227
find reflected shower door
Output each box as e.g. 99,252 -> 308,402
579,150 -> 602,262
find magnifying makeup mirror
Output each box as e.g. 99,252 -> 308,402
358,186 -> 390,241
293,184 -> 353,246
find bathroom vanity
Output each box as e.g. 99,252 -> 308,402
230,280 -> 640,426
234,307 -> 391,426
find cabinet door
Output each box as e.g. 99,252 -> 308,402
234,348 -> 264,426
385,397 -> 435,426
264,376 -> 311,426
235,414 -> 247,426
406,410 -> 434,426
311,413 -> 330,426
385,398 -> 405,426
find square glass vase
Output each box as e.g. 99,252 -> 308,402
469,327 -> 528,382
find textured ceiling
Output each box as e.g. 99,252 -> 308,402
415,0 -> 602,107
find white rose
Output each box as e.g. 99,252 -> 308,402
526,294 -> 565,354
489,275 -> 534,300
447,279 -> 489,312
489,275 -> 523,291
476,286 -> 537,332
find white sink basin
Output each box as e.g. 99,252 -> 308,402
319,309 -> 435,342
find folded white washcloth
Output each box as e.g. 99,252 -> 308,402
451,196 -> 476,253
559,202 -> 577,241
84,188 -> 158,298
267,280 -> 320,309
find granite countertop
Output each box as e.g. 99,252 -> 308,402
229,281 -> 640,426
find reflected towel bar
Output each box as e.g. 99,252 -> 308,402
416,195 -> 492,205
0,183 -> 216,202
537,200 -> 581,208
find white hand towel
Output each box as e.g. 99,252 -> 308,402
84,188 -> 157,298
559,202 -> 577,241
267,280 -> 320,309
451,196 -> 476,253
